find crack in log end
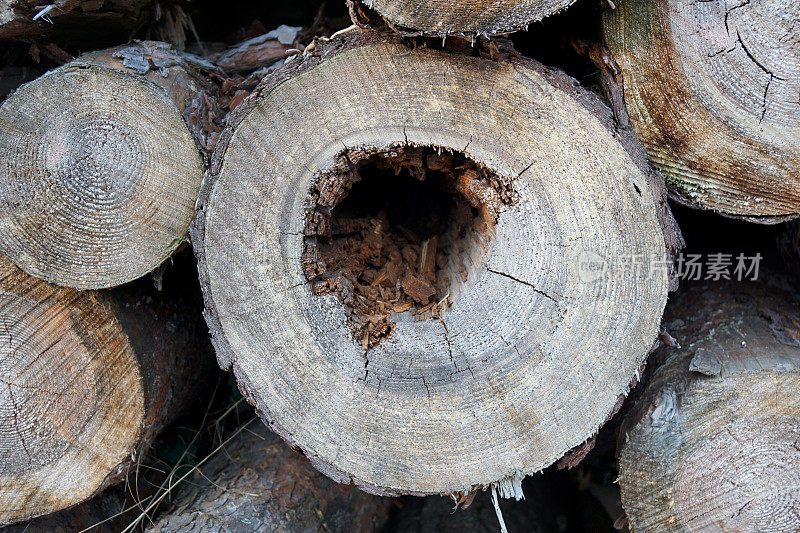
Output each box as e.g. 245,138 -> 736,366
302,145 -> 514,350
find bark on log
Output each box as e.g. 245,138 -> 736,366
0,42 -> 209,289
211,25 -> 303,74
603,0 -> 800,221
148,422 -> 393,532
0,254 -> 212,524
0,0 -> 159,43
193,30 -> 681,496
618,281 -> 800,532
350,0 -> 576,36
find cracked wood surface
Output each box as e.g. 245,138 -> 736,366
0,255 -> 212,524
603,0 -> 800,220
618,281 -> 800,532
351,0 -> 576,36
0,42 -> 206,289
148,423 -> 393,533
193,32 -> 675,495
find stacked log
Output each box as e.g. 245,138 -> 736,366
0,42 -> 211,289
350,0 -> 577,36
618,281 -> 800,531
0,254 -> 212,523
148,423 -> 394,532
193,30 -> 680,496
603,0 -> 800,220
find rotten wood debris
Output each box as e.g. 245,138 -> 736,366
303,145 -> 514,349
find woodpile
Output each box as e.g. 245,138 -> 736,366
0,0 -> 796,530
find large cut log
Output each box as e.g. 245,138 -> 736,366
148,422 -> 393,532
193,31 -> 681,496
617,281 -> 800,532
0,42 -> 212,289
0,254 -> 212,524
603,0 -> 800,221
351,0 -> 576,36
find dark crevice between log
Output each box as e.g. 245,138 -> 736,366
302,145 -> 514,350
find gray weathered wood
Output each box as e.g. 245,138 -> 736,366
193,30 -> 679,496
0,42 -> 209,289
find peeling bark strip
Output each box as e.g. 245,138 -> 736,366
0,42 -> 208,289
193,31 -> 678,496
603,0 -> 800,220
148,423 -> 393,532
618,281 -> 800,532
0,255 -> 212,524
350,0 -> 577,36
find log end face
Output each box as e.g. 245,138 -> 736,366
603,0 -> 800,219
200,39 -> 670,495
673,419 -> 800,532
619,282 -> 800,532
361,0 -> 576,36
0,257 -> 145,523
0,61 -> 203,289
0,295 -> 97,478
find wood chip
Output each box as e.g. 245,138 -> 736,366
401,273 -> 436,304
419,236 -> 437,283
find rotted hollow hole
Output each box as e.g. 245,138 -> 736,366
303,146 -> 514,350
